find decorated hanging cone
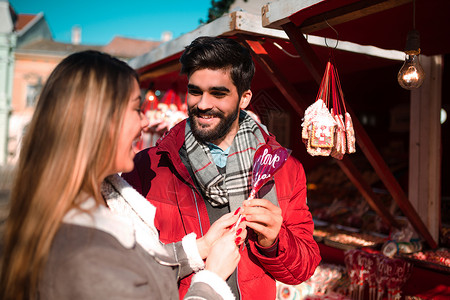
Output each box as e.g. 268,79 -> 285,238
365,253 -> 379,300
345,112 -> 356,153
302,56 -> 357,160
376,255 -> 395,300
310,123 -> 334,147
309,105 -> 335,149
355,252 -> 379,300
331,114 -> 346,160
301,99 -> 325,141
331,114 -> 342,159
354,250 -> 372,300
356,251 -> 373,285
386,258 -> 412,299
306,101 -> 336,157
344,250 -> 359,297
338,115 -> 346,154
385,258 -> 400,300
301,99 -> 327,142
302,99 -> 333,148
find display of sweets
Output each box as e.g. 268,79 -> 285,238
327,232 -> 386,248
344,250 -> 412,300
313,228 -> 334,238
408,249 -> 450,268
296,263 -> 349,298
303,293 -> 351,300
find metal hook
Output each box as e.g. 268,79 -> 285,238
324,18 -> 339,49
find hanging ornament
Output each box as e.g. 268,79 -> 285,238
301,55 -> 356,159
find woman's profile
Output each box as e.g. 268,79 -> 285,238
0,50 -> 243,300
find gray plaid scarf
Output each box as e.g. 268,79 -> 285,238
185,111 -> 278,210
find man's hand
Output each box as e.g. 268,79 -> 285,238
242,198 -> 282,247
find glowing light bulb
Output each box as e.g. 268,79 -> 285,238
397,54 -> 425,90
397,28 -> 425,90
145,90 -> 156,102
441,108 -> 447,124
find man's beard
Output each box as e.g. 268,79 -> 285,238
188,105 -> 239,144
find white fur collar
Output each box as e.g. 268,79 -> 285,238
103,174 -> 158,235
101,174 -> 167,256
63,174 -> 164,253
63,198 -> 136,249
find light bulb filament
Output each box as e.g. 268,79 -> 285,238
402,67 -> 419,82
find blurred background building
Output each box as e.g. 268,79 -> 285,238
0,0 -> 163,167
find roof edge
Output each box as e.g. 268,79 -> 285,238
16,12 -> 44,36
129,11 -> 289,70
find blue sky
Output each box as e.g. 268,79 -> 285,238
9,0 -> 212,45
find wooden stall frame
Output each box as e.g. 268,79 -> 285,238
238,36 -> 399,229
269,1 -> 437,248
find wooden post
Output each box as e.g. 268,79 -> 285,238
409,55 -> 442,243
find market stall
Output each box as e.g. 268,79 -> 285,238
260,0 -> 449,298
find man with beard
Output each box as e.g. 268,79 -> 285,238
122,36 -> 321,300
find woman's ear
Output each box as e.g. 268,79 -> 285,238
239,90 -> 252,109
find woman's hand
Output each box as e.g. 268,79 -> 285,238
205,230 -> 241,280
197,209 -> 247,258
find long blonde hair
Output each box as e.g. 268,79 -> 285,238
0,50 -> 138,299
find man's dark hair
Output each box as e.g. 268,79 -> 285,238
180,36 -> 255,97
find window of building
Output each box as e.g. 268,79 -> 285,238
25,77 -> 42,107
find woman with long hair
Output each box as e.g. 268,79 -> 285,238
0,50 -> 243,300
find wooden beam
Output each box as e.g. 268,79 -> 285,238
299,0 -> 412,34
241,38 -> 308,115
262,0 -> 323,29
281,23 -> 324,84
238,36 -> 398,228
337,157 -> 398,227
138,60 -> 181,82
281,22 -> 437,248
262,0 -> 411,31
130,10 -> 291,71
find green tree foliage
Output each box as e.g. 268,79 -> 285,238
201,0 -> 248,24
